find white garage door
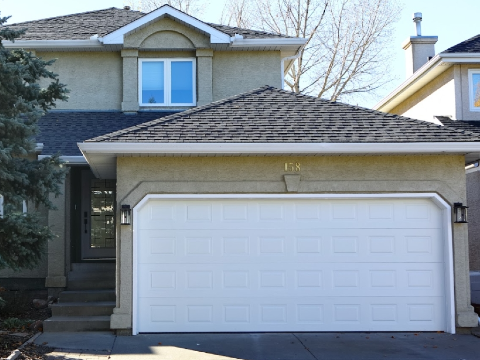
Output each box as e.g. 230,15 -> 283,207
135,196 -> 450,333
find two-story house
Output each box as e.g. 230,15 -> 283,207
373,14 -> 480,305
2,5 -> 480,335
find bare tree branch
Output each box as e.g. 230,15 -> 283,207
221,0 -> 401,103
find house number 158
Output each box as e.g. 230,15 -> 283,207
284,162 -> 301,172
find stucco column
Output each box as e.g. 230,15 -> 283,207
454,223 -> 478,327
121,49 -> 139,113
45,178 -> 67,289
196,49 -> 213,106
110,221 -> 133,332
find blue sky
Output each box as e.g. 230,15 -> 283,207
1,0 -> 479,107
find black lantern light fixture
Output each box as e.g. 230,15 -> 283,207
454,202 -> 468,223
120,204 -> 132,225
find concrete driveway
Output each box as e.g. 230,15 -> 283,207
34,331 -> 480,360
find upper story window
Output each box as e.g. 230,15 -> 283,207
139,58 -> 196,107
468,69 -> 480,112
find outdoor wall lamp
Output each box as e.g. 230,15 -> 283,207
454,202 -> 468,223
120,204 -> 132,225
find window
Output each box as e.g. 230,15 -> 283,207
139,58 -> 196,106
468,69 -> 480,111
0,195 -> 26,218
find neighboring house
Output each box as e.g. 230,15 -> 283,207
373,14 -> 480,276
2,6 -> 480,335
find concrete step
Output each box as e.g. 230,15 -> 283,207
67,277 -> 115,290
51,302 -> 115,317
59,290 -> 116,303
43,316 -> 111,332
71,263 -> 115,273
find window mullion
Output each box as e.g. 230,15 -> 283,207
165,60 -> 171,106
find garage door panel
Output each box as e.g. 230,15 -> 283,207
139,228 -> 443,264
136,197 -> 447,333
138,200 -> 442,230
139,262 -> 445,299
137,296 -> 446,332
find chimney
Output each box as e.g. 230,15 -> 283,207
402,12 -> 438,78
124,6 -> 131,10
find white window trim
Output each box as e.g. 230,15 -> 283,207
468,69 -> 480,112
138,58 -> 196,107
0,195 -> 3,218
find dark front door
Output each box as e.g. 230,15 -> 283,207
81,170 -> 116,259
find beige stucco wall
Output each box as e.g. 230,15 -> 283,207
37,51 -> 123,111
459,64 -> 480,121
467,169 -> 480,270
212,51 -> 281,101
35,18 -> 282,111
110,154 -> 477,331
390,67 -> 456,121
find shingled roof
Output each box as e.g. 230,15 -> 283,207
4,7 -> 288,41
37,111 -> 175,156
437,117 -> 480,135
442,34 -> 480,54
85,86 -> 480,144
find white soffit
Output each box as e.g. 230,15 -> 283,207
100,5 -> 230,45
78,142 -> 480,179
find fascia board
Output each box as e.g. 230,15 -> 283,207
2,40 -> 103,49
78,142 -> 480,155
441,53 -> 480,59
101,6 -> 230,45
230,38 -> 307,48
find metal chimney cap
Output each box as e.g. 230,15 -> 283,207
124,6 -> 131,10
413,12 -> 422,21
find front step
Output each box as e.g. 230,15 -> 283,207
51,302 -> 115,316
44,264 -> 116,332
59,290 -> 115,303
43,316 -> 111,332
67,277 -> 115,290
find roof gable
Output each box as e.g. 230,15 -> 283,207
101,5 -> 230,45
86,86 -> 480,144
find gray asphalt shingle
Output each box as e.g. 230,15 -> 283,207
37,111 -> 175,156
4,7 -> 288,41
85,86 -> 480,144
442,34 -> 480,54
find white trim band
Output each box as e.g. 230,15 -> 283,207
2,40 -> 103,49
78,141 -> 480,155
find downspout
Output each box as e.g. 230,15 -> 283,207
281,44 -> 306,90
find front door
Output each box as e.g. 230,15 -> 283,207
81,170 -> 116,259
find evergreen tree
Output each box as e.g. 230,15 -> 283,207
0,15 -> 69,270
